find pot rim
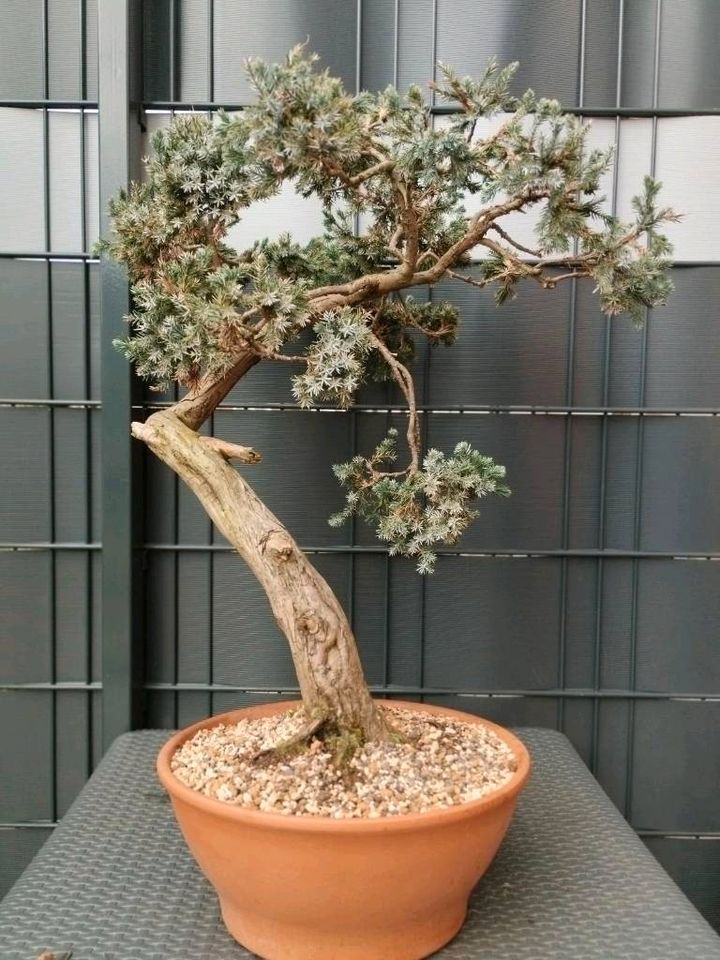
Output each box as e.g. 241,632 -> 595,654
156,699 -> 531,833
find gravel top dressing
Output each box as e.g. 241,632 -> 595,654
171,706 -> 519,818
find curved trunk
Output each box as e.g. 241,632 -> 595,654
132,410 -> 390,741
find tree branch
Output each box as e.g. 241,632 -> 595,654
199,437 -> 263,463
162,185 -> 652,434
487,223 -> 543,258
369,332 -> 420,474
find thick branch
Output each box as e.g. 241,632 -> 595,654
173,350 -> 259,431
411,187 -> 553,286
345,158 -> 395,186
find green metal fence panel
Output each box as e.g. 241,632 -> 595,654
0,0 -> 101,897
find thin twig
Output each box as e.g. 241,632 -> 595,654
369,332 -> 420,473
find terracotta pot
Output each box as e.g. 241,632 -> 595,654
157,699 -> 531,960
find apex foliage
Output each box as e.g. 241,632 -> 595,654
104,47 -> 677,571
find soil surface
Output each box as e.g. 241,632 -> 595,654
171,706 -> 518,818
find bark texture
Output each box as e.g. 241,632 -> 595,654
132,410 -> 390,741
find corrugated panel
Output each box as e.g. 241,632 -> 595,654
424,558 -> 562,690
0,552 -> 52,684
563,559 -> 599,687
350,553 -> 391,685
0,409 -> 51,541
176,689 -> 213,728
646,269 -> 720,408
0,828 -> 50,901
0,0 -> 43,100
636,561 -> 720,693
48,0 -> 83,100
598,559 -> 635,688
51,262 -> 91,399
359,0 -> 395,91
0,259 -> 49,398
55,551 -> 91,681
143,0 -> 173,102
595,698 -> 635,814
582,0 -> 622,109
178,0 -> 211,101
55,691 -> 93,817
567,419 -> 604,548
177,553 -> 212,682
91,552 -> 102,684
145,551 -> 177,685
620,0 -> 658,109
0,693 -> 54,822
213,0 -> 358,102
631,700 -> 720,832
603,419 -> 642,551
427,279 -> 572,406
645,838 -> 720,932
658,0 -> 720,109
386,558 -> 425,686
641,418 -> 720,552
560,697 -> 595,765
424,693 -> 560,729
396,0 -> 434,92
436,0 -> 582,105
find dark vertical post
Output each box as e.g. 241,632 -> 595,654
98,0 -> 143,749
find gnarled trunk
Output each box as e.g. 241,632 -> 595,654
132,410 -> 390,742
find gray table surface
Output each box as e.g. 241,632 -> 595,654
1,727 -> 719,959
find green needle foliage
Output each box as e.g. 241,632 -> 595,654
103,47 -> 677,572
331,430 -> 510,574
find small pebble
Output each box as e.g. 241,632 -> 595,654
171,706 -> 518,819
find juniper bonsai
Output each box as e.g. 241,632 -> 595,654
104,48 -> 676,749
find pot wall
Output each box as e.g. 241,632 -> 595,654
158,700 -> 531,960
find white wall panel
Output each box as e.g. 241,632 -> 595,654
0,109 -> 44,252
226,181 -> 325,250
49,111 -> 83,250
655,117 -> 720,262
615,119 -> 654,222
84,112 -> 100,249
143,112 -> 325,249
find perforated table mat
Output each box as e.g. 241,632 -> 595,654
2,727 -> 719,959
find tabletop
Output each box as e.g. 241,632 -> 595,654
1,726 -> 719,959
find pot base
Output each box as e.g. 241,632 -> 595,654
221,897 -> 467,960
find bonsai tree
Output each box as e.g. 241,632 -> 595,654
104,49 -> 676,753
